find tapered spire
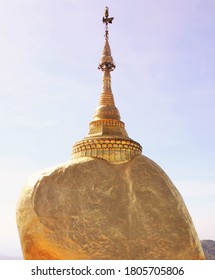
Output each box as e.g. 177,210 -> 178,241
93,8 -> 120,122
72,7 -> 142,163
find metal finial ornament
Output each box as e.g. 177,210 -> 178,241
98,7 -> 116,71
102,6 -> 114,40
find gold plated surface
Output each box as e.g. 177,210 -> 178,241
17,156 -> 205,260
73,138 -> 141,163
72,7 -> 142,163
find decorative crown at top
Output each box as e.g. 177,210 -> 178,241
99,7 -> 115,71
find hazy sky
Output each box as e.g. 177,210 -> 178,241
0,0 -> 214,257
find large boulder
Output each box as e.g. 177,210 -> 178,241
16,155 -> 205,259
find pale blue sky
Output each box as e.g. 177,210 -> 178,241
0,0 -> 214,257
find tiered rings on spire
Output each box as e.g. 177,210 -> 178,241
72,7 -> 142,163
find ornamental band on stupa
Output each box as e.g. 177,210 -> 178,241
72,7 -> 142,163
16,7 -> 205,260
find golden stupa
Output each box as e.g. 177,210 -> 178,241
16,7 -> 205,260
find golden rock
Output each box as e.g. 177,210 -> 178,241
17,156 -> 205,259
16,7 -> 205,259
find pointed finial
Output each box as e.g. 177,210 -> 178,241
99,7 -> 115,71
102,7 -> 114,40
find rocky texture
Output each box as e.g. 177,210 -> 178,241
201,240 -> 215,260
16,155 -> 205,259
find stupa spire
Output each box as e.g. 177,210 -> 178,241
72,7 -> 142,163
95,7 -> 119,120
